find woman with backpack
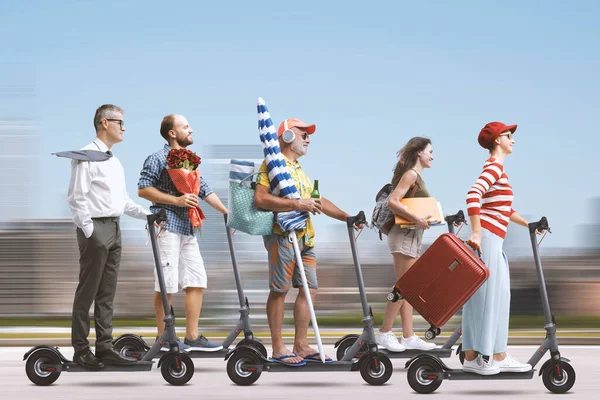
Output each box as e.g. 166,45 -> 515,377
374,137 -> 437,352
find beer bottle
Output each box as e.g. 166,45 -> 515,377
311,180 -> 321,199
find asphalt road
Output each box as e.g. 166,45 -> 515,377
3,345 -> 596,399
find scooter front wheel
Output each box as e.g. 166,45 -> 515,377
542,361 -> 575,394
160,353 -> 194,385
359,352 -> 393,385
25,349 -> 62,386
227,349 -> 262,386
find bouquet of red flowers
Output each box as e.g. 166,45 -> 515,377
166,148 -> 206,230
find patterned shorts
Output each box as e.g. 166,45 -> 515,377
263,234 -> 318,293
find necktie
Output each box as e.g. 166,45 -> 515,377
52,150 -> 113,161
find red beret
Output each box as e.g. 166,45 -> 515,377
478,121 -> 517,150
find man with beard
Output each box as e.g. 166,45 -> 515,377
254,118 -> 359,366
138,114 -> 228,351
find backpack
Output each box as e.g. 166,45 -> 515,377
371,184 -> 395,240
371,182 -> 418,240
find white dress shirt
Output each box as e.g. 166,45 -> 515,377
68,138 -> 149,238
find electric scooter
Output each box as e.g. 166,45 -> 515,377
23,211 -> 195,386
334,210 -> 468,362
404,216 -> 576,394
112,214 -> 267,360
224,212 -> 394,386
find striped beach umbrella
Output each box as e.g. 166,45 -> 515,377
257,97 -> 309,232
256,97 -> 325,363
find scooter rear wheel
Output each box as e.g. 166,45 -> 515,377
25,349 -> 62,386
226,349 -> 262,386
160,353 -> 194,385
407,357 -> 443,394
335,336 -> 367,361
113,335 -> 146,359
542,361 -> 575,394
237,339 -> 267,359
359,352 -> 393,385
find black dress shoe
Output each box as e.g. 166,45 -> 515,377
73,348 -> 105,370
95,347 -> 137,365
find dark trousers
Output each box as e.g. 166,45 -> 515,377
71,217 -> 121,353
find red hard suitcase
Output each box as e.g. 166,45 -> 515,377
393,233 -> 489,334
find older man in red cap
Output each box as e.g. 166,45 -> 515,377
254,117 -> 358,366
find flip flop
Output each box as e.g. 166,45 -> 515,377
269,353 -> 307,367
302,353 -> 333,363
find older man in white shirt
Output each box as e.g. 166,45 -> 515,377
67,104 -> 149,369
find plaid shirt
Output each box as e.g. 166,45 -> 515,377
138,144 -> 213,236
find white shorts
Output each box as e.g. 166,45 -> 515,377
154,229 -> 207,293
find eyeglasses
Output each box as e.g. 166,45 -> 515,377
298,132 -> 309,140
499,132 -> 513,140
105,119 -> 125,129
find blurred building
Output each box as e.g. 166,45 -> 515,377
580,197 -> 600,250
0,121 -> 38,221
0,69 -> 38,222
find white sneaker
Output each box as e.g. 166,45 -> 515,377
463,354 -> 500,375
400,335 -> 437,351
493,354 -> 532,372
375,330 -> 406,352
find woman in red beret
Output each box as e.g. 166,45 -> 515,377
461,122 -> 533,375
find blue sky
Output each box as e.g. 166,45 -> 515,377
1,0 -> 598,247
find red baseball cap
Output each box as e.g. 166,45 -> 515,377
478,121 -> 517,150
277,118 -> 316,137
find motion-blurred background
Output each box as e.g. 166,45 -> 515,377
1,0 -> 599,344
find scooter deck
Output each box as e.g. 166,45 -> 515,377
257,360 -> 358,372
175,348 -> 230,358
380,348 -> 453,359
129,348 -> 231,359
438,369 -> 536,380
62,361 -> 154,372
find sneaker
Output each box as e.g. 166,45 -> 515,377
184,334 -> 223,352
493,354 -> 532,372
463,354 -> 500,375
401,335 -> 437,351
156,336 -> 191,352
374,330 -> 406,352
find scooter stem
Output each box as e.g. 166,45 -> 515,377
528,217 -> 553,326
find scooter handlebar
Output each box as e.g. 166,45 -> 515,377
347,211 -> 366,228
445,210 -> 466,225
528,216 -> 549,234
147,209 -> 167,225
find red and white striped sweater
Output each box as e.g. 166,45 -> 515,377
466,157 -> 515,239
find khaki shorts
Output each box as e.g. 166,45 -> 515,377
387,225 -> 424,258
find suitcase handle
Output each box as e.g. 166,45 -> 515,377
462,237 -> 483,260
